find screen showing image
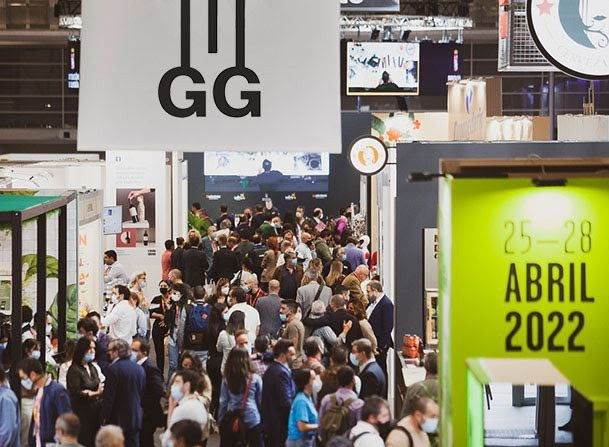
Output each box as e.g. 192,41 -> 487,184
204,152 -> 330,192
347,42 -> 420,96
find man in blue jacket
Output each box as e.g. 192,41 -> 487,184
0,367 -> 19,446
366,280 -> 394,396
261,339 -> 296,447
351,338 -> 386,401
17,358 -> 72,447
102,338 -> 146,447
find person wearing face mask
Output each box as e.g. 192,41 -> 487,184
66,336 -> 102,446
279,300 -> 305,367
386,395 -> 439,447
365,281 -> 394,392
245,276 -> 267,308
166,284 -> 192,381
226,287 -> 260,346
205,303 -> 228,419
216,311 -> 246,374
150,280 -> 171,374
20,338 -> 43,444
17,357 -> 72,446
101,339 -> 146,447
77,317 -> 110,378
162,369 -> 208,447
341,265 -> 370,308
102,285 -> 137,344
351,338 -> 385,401
348,397 -> 392,446
323,248 -> 352,279
272,251 -> 304,301
312,208 -> 326,232
212,278 -> 231,306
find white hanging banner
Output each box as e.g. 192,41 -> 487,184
78,0 -> 341,153
341,0 -> 400,12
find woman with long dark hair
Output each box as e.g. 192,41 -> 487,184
66,336 -> 102,446
218,347 -> 263,447
166,283 -> 192,380
216,310 -> 246,373
206,302 -> 227,417
150,279 -> 171,374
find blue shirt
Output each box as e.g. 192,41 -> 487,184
218,374 -> 262,428
0,383 -> 20,447
287,392 -> 318,440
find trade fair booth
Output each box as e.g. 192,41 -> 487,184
0,190 -> 77,380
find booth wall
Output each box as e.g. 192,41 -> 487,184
395,142 -> 609,340
185,112 -> 370,218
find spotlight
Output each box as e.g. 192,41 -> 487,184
370,28 -> 380,40
401,30 -> 412,42
382,27 -> 393,41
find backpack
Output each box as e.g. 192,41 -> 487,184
186,301 -> 210,346
319,395 -> 356,443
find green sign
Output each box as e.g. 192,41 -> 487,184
439,177 -> 609,446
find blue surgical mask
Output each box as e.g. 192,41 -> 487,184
111,294 -> 119,304
0,342 -> 6,350
130,352 -> 137,362
84,352 -> 95,363
349,352 -> 359,366
171,384 -> 184,402
421,417 -> 439,433
45,324 -> 52,336
139,281 -> 146,289
280,313 -> 287,322
291,258 -> 298,267
31,350 -> 41,360
21,377 -> 33,390
242,285 -> 250,293
223,313 -> 230,323
341,254 -> 347,262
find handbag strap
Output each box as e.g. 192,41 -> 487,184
240,374 -> 254,410
304,283 -> 325,320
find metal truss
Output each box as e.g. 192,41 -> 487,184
339,15 -> 474,33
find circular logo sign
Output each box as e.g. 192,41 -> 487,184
349,136 -> 388,175
528,0 -> 609,79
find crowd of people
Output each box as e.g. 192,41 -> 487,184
0,202 -> 439,447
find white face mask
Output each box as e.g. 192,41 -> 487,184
170,292 -> 181,302
221,287 -> 230,296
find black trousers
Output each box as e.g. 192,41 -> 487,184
377,348 -> 389,398
220,422 -> 262,447
151,328 -> 166,374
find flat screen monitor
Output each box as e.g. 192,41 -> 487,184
204,152 -> 330,192
346,42 -> 420,96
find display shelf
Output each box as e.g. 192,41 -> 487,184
122,220 -> 150,229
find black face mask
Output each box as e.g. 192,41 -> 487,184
378,421 -> 393,440
159,287 -> 169,295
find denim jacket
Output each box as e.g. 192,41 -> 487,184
218,374 -> 262,428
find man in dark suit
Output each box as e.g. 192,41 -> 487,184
170,237 -> 185,271
352,338 -> 386,400
182,234 -> 209,287
303,294 -> 363,353
102,339 -> 146,447
215,204 -> 235,229
261,339 -> 296,447
208,233 -> 241,283
366,280 -> 394,395
132,337 -> 165,447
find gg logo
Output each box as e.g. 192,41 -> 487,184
158,0 -> 261,119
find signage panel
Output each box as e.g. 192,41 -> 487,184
440,177 -> 609,445
528,0 -> 609,79
78,0 -> 341,152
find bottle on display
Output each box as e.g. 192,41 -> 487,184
129,203 -> 139,223
125,232 -> 131,244
143,230 -> 149,246
136,195 -> 146,222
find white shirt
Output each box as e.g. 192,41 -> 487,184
161,397 -> 208,447
227,302 -> 260,344
103,261 -> 129,298
349,421 -> 384,447
295,242 -> 312,270
101,300 -> 137,343
366,296 -> 381,319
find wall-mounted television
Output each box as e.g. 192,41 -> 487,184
204,152 -> 330,192
347,42 -> 420,96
